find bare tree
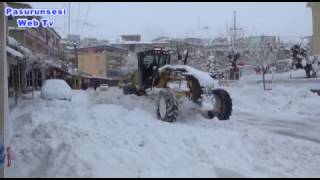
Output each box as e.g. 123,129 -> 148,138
248,38 -> 279,90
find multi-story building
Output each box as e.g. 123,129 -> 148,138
7,2 -> 62,58
6,2 -> 65,92
77,45 -> 128,78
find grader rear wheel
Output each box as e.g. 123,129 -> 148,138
123,85 -> 136,95
212,89 -> 232,120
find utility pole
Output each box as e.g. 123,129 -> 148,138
0,2 -> 8,177
233,11 -> 236,50
68,2 -> 71,37
230,10 -> 237,50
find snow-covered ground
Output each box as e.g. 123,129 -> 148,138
5,84 -> 320,178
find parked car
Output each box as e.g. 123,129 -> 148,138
97,84 -> 109,91
41,79 -> 72,101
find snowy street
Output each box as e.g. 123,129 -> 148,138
2,1 -> 320,178
6,84 -> 320,178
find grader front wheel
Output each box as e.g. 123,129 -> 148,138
156,89 -> 179,122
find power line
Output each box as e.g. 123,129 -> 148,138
80,3 -> 91,38
62,2 -> 66,37
76,3 -> 81,34
68,2 -> 71,36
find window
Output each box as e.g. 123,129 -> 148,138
143,55 -> 155,68
25,37 -> 33,48
26,71 -> 32,87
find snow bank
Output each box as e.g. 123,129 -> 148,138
225,84 -> 320,119
240,69 -> 310,83
41,79 -> 72,101
7,85 -> 320,178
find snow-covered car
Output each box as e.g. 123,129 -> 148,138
98,84 -> 109,91
41,79 -> 72,101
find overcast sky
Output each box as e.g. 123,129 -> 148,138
27,2 -> 312,42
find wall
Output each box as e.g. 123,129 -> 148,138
309,2 -> 320,55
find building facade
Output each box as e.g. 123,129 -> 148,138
77,46 -> 128,78
7,2 -> 62,57
121,35 -> 141,42
6,2 -> 65,94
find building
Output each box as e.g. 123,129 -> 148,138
152,36 -> 170,43
307,2 -> 320,54
121,34 -> 141,42
77,45 -> 128,78
112,41 -> 159,54
80,38 -> 110,48
7,3 -> 61,58
67,34 -> 81,44
243,35 -> 278,49
6,2 -> 66,93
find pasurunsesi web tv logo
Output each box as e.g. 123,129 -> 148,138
5,7 -> 67,28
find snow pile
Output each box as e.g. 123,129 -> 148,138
6,85 -> 320,178
240,69 -> 310,83
41,79 -> 72,101
159,65 -> 215,87
225,84 -> 320,119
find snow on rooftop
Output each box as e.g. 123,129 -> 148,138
115,41 -> 167,45
17,45 -> 33,57
8,36 -> 19,47
6,46 -> 24,58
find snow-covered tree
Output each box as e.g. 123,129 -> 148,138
208,55 -> 217,73
289,43 -> 317,78
120,52 -> 138,77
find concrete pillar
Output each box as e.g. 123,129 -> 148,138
41,68 -> 46,86
0,2 -> 8,177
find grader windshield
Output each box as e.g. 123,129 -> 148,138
137,49 -> 171,89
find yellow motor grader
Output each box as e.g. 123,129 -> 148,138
122,48 -> 232,122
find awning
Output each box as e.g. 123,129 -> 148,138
6,46 -> 24,59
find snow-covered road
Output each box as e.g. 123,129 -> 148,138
5,84 -> 320,178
